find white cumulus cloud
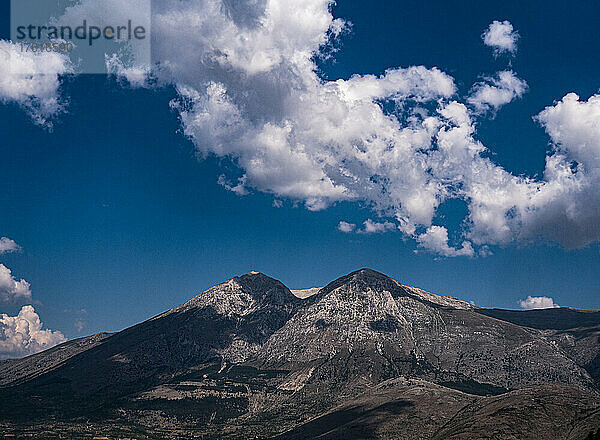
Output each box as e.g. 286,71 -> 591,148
3,3 -> 600,257
358,219 -> 396,234
482,20 -> 519,55
518,296 -> 560,310
0,306 -> 66,359
338,221 -> 356,233
0,40 -> 73,126
0,264 -> 32,304
417,225 -> 474,257
468,70 -> 528,113
0,237 -> 21,254
492,92 -> 600,248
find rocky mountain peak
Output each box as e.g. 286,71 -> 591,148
314,268 -> 474,310
318,268 -> 409,298
166,271 -> 300,318
230,271 -> 299,304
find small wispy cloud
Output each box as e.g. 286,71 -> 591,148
0,237 -> 21,254
74,318 -> 86,332
338,221 -> 356,233
358,219 -> 396,234
338,219 -> 396,234
468,70 -> 528,113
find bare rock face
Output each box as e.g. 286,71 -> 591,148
259,269 -> 591,392
169,271 -> 302,316
0,268 -> 599,440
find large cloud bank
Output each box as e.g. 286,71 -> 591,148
0,305 -> 66,359
5,3 -> 600,256
0,238 -> 65,358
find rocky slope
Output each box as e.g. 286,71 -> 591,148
475,307 -> 600,388
0,269 -> 598,439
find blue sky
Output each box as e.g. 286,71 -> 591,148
0,0 -> 599,349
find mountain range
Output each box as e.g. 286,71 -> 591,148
1,268 -> 599,439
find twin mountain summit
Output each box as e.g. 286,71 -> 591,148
1,269 -> 599,439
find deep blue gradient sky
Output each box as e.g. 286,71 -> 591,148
1,1 -> 599,339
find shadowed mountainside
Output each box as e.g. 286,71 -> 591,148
476,307 -> 600,330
